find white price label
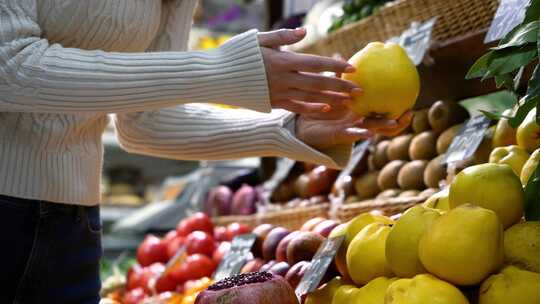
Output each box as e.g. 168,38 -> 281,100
213,233 -> 257,281
295,236 -> 345,301
485,0 -> 530,43
398,17 -> 437,65
443,116 -> 491,164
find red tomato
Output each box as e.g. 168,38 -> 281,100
213,226 -> 229,242
140,263 -> 166,293
166,236 -> 186,260
169,254 -> 216,284
126,264 -> 144,291
186,231 -> 216,257
212,241 -> 231,265
226,222 -> 251,240
155,272 -> 178,293
163,230 -> 178,245
176,212 -> 214,237
122,287 -> 147,304
137,235 -> 168,267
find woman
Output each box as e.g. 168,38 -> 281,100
0,0 -> 409,303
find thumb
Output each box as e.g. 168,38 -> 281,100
336,127 -> 372,144
258,28 -> 306,48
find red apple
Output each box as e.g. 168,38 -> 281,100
122,287 -> 147,304
137,235 -> 168,267
166,236 -> 186,260
285,261 -> 311,289
212,241 -> 231,265
213,226 -> 229,242
240,258 -> 264,273
186,231 -> 216,257
126,264 -> 144,291
169,254 -> 216,284
268,261 -> 290,277
275,231 -> 302,262
140,263 -> 165,293
163,230 -> 178,245
155,272 -> 178,293
300,217 -> 327,232
260,260 -> 277,272
226,222 -> 251,240
176,212 -> 214,237
313,220 -> 339,238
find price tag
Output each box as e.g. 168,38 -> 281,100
295,236 -> 345,300
398,17 -> 437,65
485,0 -> 530,43
443,115 -> 491,164
330,140 -> 371,208
213,233 -> 257,281
165,246 -> 187,273
261,158 -> 296,203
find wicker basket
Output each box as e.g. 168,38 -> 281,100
332,196 -> 427,222
298,0 -> 499,58
213,214 -> 260,228
255,203 -> 331,230
214,203 -> 331,230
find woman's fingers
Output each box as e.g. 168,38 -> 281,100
356,117 -> 399,130
284,52 -> 355,74
287,72 -> 361,95
276,89 -> 351,106
273,99 -> 329,115
258,28 -> 306,48
335,127 -> 373,145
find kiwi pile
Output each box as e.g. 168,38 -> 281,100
347,100 -> 485,202
268,164 -> 339,211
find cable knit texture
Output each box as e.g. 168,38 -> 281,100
0,0 -> 351,205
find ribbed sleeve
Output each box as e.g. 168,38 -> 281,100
0,0 -> 271,114
114,105 -> 350,169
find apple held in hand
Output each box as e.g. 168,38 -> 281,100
342,42 -> 420,120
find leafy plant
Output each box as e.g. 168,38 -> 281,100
467,1 -> 540,220
467,2 -> 540,126
328,0 -> 392,33
524,163 -> 540,221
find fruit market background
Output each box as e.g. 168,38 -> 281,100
98,0 -> 540,303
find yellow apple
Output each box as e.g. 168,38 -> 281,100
449,163 -> 524,229
419,204 -> 504,286
488,145 -> 530,176
516,108 -> 540,153
492,109 -> 517,148
521,148 -> 540,185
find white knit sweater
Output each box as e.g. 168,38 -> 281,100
0,0 -> 351,205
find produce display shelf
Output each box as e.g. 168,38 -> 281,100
214,203 -> 330,231
333,195 -> 429,222
297,0 -> 498,59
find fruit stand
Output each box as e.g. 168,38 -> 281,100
100,1 -> 540,304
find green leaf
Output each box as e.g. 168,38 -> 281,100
485,45 -> 537,77
493,21 -> 540,50
479,110 -> 504,121
525,0 -> 540,23
495,74 -> 515,90
514,66 -> 525,91
509,96 -> 539,127
537,101 -> 540,125
466,52 -> 493,79
525,64 -> 540,100
524,162 -> 540,221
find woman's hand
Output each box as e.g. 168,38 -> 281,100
295,104 -> 413,150
258,28 -> 362,115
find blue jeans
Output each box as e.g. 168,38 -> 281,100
0,195 -> 102,304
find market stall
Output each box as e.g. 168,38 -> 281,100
99,0 -> 540,303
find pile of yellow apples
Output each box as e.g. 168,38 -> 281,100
304,107 -> 540,304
